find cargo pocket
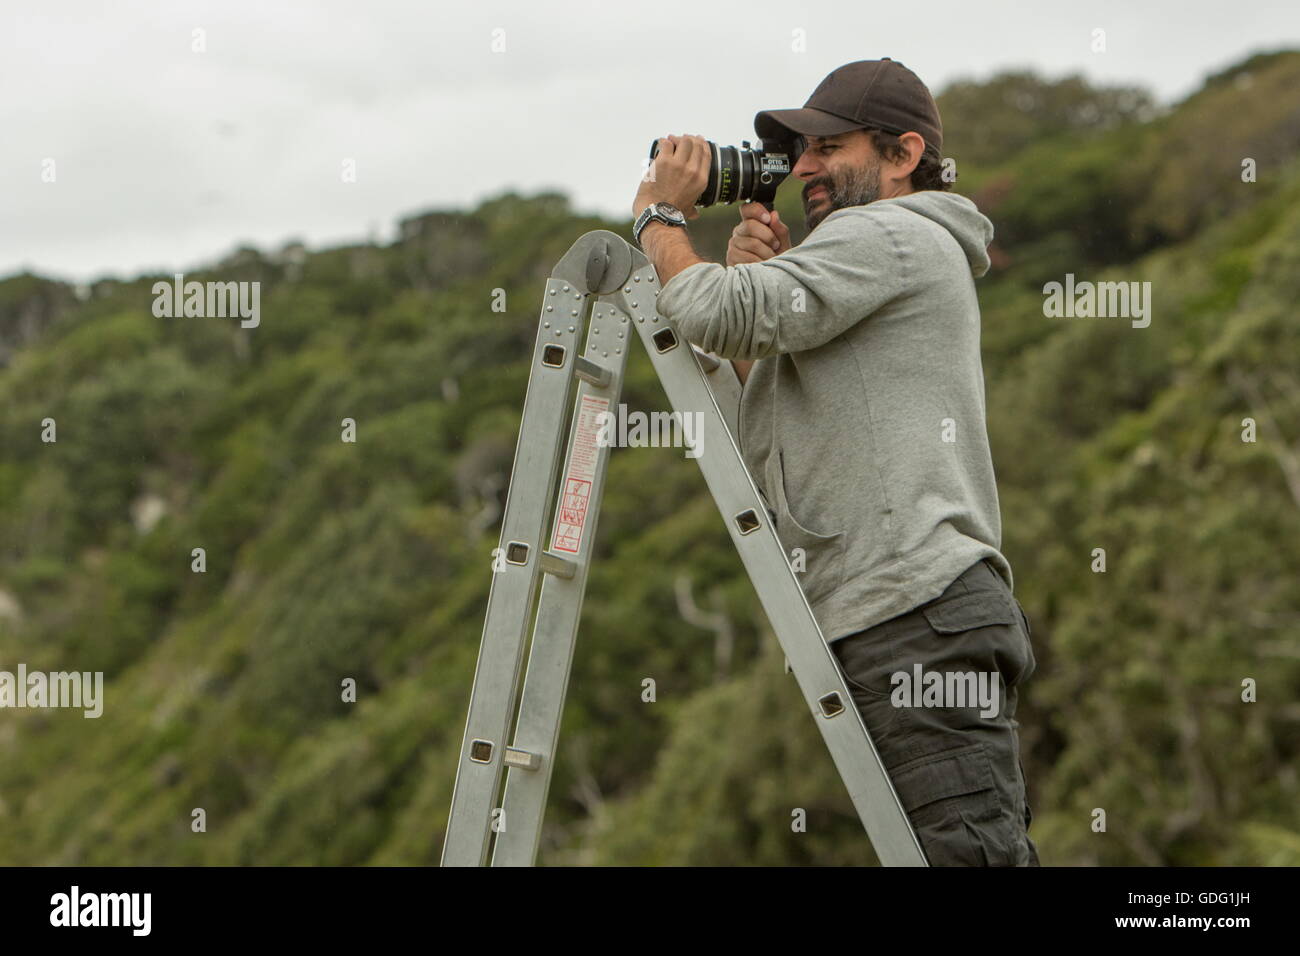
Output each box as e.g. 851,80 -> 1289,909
921,590 -> 1018,633
770,449 -> 845,606
920,589 -> 1031,692
890,742 -> 1020,867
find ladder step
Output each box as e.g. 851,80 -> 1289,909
504,747 -> 542,771
539,551 -> 578,579
574,356 -> 612,387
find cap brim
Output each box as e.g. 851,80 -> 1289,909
754,107 -> 861,141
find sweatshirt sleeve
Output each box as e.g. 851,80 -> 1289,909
654,206 -> 909,358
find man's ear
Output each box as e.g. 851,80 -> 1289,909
895,131 -> 925,179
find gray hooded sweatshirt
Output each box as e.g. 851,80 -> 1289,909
655,191 -> 1010,642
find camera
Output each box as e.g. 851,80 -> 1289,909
647,136 -> 805,209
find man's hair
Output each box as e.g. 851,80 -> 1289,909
864,128 -> 952,192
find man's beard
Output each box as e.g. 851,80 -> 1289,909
803,159 -> 882,231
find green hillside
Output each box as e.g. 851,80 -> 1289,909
1,51 -> 1297,865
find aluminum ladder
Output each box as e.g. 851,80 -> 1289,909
441,230 -> 927,867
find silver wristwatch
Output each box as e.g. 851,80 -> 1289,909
633,201 -> 687,246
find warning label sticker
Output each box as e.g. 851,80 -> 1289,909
551,394 -> 609,554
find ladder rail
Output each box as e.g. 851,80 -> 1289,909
440,278 -> 591,867
491,299 -> 632,866
614,250 -> 927,866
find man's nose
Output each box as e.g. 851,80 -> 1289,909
792,152 -> 821,181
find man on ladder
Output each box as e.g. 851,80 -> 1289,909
631,58 -> 1041,866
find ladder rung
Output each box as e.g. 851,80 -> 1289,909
574,356 -> 612,387
691,346 -> 720,371
539,551 -> 578,578
504,747 -> 542,771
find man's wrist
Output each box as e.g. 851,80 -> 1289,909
638,219 -> 692,261
638,217 -> 707,286
634,201 -> 688,247
638,218 -> 672,246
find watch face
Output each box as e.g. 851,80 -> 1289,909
656,202 -> 686,223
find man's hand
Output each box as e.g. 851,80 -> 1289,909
633,134 -> 710,221
724,202 -> 789,387
726,201 -> 792,265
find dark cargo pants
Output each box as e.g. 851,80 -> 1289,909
832,558 -> 1040,866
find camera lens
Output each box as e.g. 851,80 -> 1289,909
647,137 -> 802,209
709,144 -> 740,206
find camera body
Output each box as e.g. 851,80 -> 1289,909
647,136 -> 805,210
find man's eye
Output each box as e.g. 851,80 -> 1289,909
820,146 -> 838,154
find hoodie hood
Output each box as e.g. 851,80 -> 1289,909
879,191 -> 994,278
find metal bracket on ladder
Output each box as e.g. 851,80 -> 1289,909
441,230 -> 928,867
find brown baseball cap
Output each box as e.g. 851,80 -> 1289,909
754,58 -> 943,158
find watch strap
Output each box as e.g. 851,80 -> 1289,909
634,203 -> 685,246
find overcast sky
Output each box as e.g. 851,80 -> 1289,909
4,0 -> 1298,283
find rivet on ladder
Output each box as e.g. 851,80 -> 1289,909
548,289 -> 556,296
546,306 -> 553,312
624,287 -> 631,293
